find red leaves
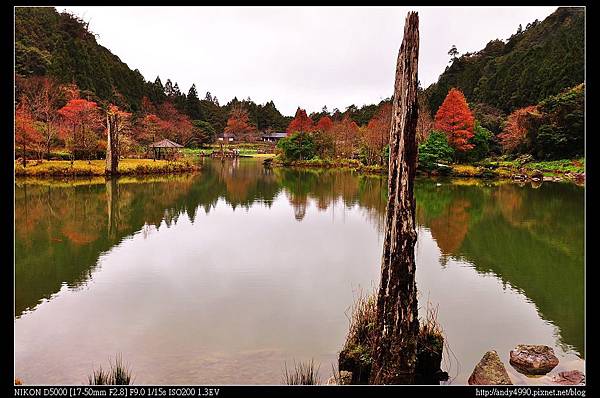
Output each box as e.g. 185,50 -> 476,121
315,115 -> 334,132
15,104 -> 42,147
364,103 -> 392,160
498,105 -> 540,153
57,99 -> 102,133
434,88 -> 475,152
223,105 -> 258,142
287,108 -> 314,135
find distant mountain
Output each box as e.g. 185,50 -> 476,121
15,7 -> 293,132
15,7 -> 152,112
424,7 -> 584,116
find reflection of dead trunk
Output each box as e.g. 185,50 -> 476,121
106,178 -> 120,240
370,12 -> 420,385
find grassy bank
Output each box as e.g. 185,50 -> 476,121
15,159 -> 199,177
272,157 -> 585,183
181,145 -> 276,159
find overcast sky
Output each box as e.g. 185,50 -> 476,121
62,6 -> 557,116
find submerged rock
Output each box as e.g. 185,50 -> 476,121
551,370 -> 585,385
468,351 -> 513,385
509,345 -> 559,375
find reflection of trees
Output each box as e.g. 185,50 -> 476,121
15,162 -> 390,318
415,179 -> 584,356
15,174 -> 201,317
427,198 -> 470,255
15,164 -> 584,358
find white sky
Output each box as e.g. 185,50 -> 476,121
61,6 -> 557,116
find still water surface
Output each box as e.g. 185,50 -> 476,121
15,158 -> 584,384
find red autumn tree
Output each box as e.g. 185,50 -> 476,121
16,76 -> 63,157
315,115 -> 334,132
331,115 -> 359,158
58,98 -> 102,163
287,108 -> 314,135
434,88 -> 475,152
223,105 -> 258,142
498,105 -> 540,153
364,102 -> 392,165
15,102 -> 43,167
136,114 -> 162,147
156,102 -> 194,145
417,93 -> 433,144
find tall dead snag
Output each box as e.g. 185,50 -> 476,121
105,105 -> 130,175
105,109 -> 119,175
370,12 -> 420,385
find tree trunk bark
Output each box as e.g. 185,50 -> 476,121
370,11 -> 420,385
106,113 -> 119,174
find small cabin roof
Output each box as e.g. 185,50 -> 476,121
262,132 -> 287,138
148,139 -> 184,148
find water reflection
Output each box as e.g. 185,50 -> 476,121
415,180 -> 584,356
15,159 -> 584,383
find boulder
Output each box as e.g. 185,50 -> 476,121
325,371 -> 352,385
551,370 -> 585,385
468,351 -> 512,385
509,345 -> 559,375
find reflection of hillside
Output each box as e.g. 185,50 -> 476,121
415,180 -> 584,356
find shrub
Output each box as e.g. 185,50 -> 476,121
418,131 -> 455,171
465,122 -> 494,162
276,131 -> 316,162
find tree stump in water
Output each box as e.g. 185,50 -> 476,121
370,11 -> 420,385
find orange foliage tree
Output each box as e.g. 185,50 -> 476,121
57,98 -> 102,163
287,108 -> 314,135
331,115 -> 359,158
497,105 -> 540,153
17,76 -> 63,157
315,115 -> 334,132
417,94 -> 433,144
363,102 -> 392,165
15,102 -> 43,166
223,105 -> 258,142
156,102 -> 193,145
434,88 -> 475,152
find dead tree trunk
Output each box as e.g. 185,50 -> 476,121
370,11 -> 420,385
105,112 -> 119,175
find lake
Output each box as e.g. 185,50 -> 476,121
14,158 -> 585,384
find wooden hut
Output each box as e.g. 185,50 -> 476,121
149,139 -> 184,160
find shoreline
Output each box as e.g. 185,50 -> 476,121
270,158 -> 585,184
14,159 -> 200,177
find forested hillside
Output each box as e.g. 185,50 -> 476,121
425,7 -> 584,117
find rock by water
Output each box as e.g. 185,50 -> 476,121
509,345 -> 559,375
468,351 -> 513,385
551,370 -> 585,385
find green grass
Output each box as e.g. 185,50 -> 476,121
88,355 -> 133,385
15,159 -> 199,177
283,360 -> 321,385
181,147 -> 276,158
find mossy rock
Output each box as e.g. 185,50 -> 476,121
339,343 -> 372,384
415,331 -> 446,384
